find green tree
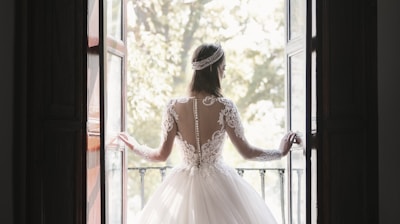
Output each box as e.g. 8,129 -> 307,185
125,0 -> 286,215
126,0 -> 285,147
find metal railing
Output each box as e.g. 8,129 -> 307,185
127,166 -> 304,224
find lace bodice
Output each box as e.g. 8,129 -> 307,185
160,96 -> 282,167
130,95 -> 282,169
165,96 -> 227,167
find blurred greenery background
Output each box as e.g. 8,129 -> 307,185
123,0 -> 286,221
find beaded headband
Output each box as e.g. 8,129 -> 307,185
192,45 -> 224,71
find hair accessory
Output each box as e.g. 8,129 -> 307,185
192,45 -> 224,70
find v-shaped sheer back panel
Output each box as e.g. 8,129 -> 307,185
167,96 -> 233,166
161,96 -> 281,167
174,98 -> 224,148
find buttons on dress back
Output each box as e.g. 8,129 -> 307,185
193,99 -> 202,167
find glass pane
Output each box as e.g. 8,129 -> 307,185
88,0 -> 99,47
289,51 -> 306,224
106,149 -> 123,224
312,0 -> 316,37
87,52 -> 101,224
311,50 -> 317,224
289,0 -> 305,40
105,53 -> 122,143
105,53 -> 123,223
107,0 -> 122,40
87,0 -> 101,223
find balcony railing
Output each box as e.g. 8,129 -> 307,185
127,166 -> 304,224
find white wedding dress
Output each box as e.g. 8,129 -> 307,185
133,96 -> 281,224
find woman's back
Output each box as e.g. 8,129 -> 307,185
131,94 -> 285,224
121,43 -> 298,223
169,96 -> 234,166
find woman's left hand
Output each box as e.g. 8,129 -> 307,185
118,132 -> 138,150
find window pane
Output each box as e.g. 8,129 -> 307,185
106,149 -> 123,224
105,53 -> 123,223
105,53 -> 122,142
289,51 -> 306,224
107,0 -> 122,40
289,0 -> 305,40
87,52 -> 101,224
88,0 -> 100,47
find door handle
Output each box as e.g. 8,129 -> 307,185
311,131 -> 318,150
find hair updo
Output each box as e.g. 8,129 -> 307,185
189,43 -> 225,97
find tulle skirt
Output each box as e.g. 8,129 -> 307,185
134,162 -> 278,224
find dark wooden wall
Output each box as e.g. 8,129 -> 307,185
14,0 -> 87,223
13,0 -> 378,223
317,0 -> 378,223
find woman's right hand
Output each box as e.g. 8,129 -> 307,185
279,132 -> 300,156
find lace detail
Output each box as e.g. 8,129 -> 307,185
219,99 -> 246,141
203,95 -> 217,106
175,132 -> 198,165
161,99 -> 180,142
192,44 -> 224,70
171,96 -> 228,173
124,134 -> 156,161
249,149 -> 282,161
166,96 -> 281,174
170,160 -> 236,178
175,129 -> 226,167
170,97 -> 240,167
132,100 -> 179,161
134,144 -> 153,161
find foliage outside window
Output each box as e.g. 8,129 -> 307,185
125,0 -> 286,220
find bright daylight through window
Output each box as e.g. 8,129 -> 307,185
125,0 -> 286,222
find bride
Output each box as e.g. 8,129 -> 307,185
119,43 -> 301,224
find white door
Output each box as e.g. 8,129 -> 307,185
285,0 -> 316,223
102,0 -> 127,223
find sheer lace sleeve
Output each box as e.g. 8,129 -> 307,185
161,99 -> 178,142
127,100 -> 177,162
133,143 -> 154,161
222,99 -> 282,161
119,133 -> 154,160
247,149 -> 282,161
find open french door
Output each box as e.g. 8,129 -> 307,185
285,0 -> 316,223
91,0 -> 317,223
99,0 -> 128,223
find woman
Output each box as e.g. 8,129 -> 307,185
119,43 -> 300,224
